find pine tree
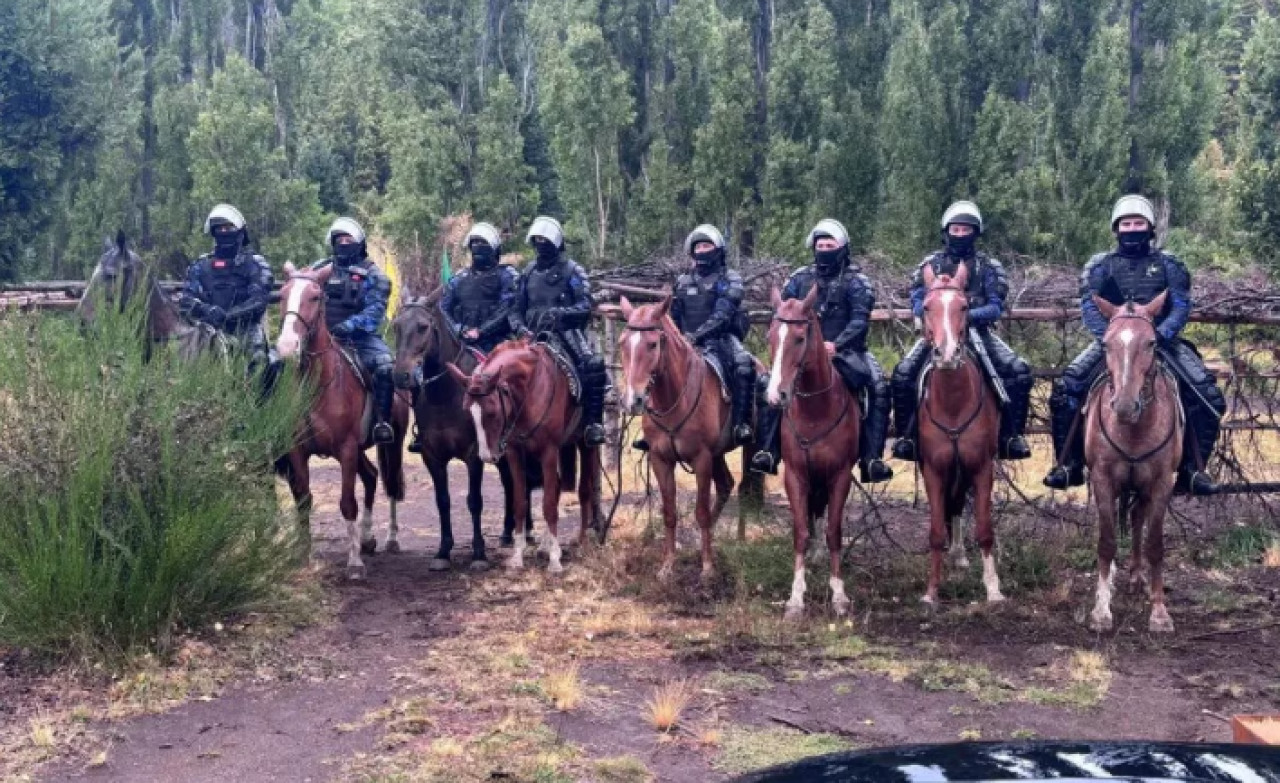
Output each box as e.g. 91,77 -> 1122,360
472,73 -> 539,236
1234,14 -> 1280,265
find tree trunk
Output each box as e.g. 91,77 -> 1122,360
1126,0 -> 1144,192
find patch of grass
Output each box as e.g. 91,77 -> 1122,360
722,536 -> 807,601
644,679 -> 693,733
1025,650 -> 1111,709
1011,728 -> 1039,740
1210,524 -> 1279,568
542,663 -> 584,711
703,670 -> 773,694
715,726 -> 852,774
821,633 -> 870,661
958,728 -> 983,740
913,660 -> 1018,704
592,756 -> 653,783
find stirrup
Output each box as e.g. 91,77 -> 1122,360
583,423 -> 606,446
372,421 -> 395,445
999,435 -> 1032,461
733,424 -> 754,445
407,425 -> 423,454
860,459 -> 894,484
750,451 -> 778,475
891,438 -> 917,461
1043,464 -> 1084,490
632,438 -> 650,452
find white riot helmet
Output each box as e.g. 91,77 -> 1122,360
526,216 -> 564,249
683,224 -> 726,256
326,217 -> 367,246
466,221 -> 502,252
941,200 -> 983,234
1110,195 -> 1155,230
203,204 -> 247,235
805,218 -> 850,249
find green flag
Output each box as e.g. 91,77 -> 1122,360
441,246 -> 452,283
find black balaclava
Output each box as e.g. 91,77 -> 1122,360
471,242 -> 498,271
1116,228 -> 1153,258
533,238 -> 560,269
692,246 -> 725,276
213,226 -> 241,260
334,237 -> 363,265
944,230 -> 977,258
813,241 -> 848,278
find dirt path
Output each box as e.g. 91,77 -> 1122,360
22,456 -> 1280,782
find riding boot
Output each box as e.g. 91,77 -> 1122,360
1042,384 -> 1085,489
1175,396 -> 1222,497
859,379 -> 894,483
732,367 -> 755,446
750,376 -> 780,475
632,437 -> 650,451
372,371 -> 396,445
581,362 -> 607,447
257,352 -> 284,404
998,377 -> 1033,461
407,387 -> 423,454
890,372 -> 919,462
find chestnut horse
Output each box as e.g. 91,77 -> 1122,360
391,293 -> 531,571
451,338 -> 599,573
275,263 -> 410,579
618,295 -> 735,581
764,284 -> 861,619
1084,292 -> 1182,633
917,263 -> 1004,606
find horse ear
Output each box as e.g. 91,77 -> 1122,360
922,263 -> 937,288
802,282 -> 820,311
315,263 -> 334,284
656,292 -> 672,319
283,261 -> 298,279
446,362 -> 470,385
1093,294 -> 1118,322
953,262 -> 969,290
400,286 -> 414,306
1144,290 -> 1169,320
619,296 -> 634,319
770,286 -> 782,309
115,230 -> 127,254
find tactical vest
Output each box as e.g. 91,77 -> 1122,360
324,260 -> 375,331
524,260 -> 575,323
1098,252 -> 1169,316
675,272 -> 722,334
452,268 -> 505,328
197,253 -> 260,311
928,252 -> 989,309
792,268 -> 853,344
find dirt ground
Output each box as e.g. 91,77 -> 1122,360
5,446 -> 1280,783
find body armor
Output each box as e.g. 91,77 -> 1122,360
787,268 -> 856,346
921,251 -> 992,311
1095,251 -> 1170,314
523,260 -> 580,329
324,261 -> 376,331
452,268 -> 507,328
674,272 -> 722,335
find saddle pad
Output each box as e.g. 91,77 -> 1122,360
336,345 -> 370,392
697,348 -> 733,403
539,340 -> 582,402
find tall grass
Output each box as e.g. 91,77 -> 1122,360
0,302 -> 310,658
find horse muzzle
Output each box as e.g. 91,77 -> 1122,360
625,390 -> 647,416
392,368 -> 418,390
1110,397 -> 1143,424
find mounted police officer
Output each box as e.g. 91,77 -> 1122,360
1043,195 -> 1225,496
310,217 -> 397,445
633,224 -> 754,452
177,204 -> 274,374
510,216 -> 607,447
749,219 -> 894,484
408,221 -> 521,454
890,201 -> 1033,463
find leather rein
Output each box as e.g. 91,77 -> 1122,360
466,345 -> 558,453
1095,311 -> 1179,466
772,314 -> 851,452
622,322 -> 706,444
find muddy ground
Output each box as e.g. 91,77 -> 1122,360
4,453 -> 1280,783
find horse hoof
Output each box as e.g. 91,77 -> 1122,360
1090,610 -> 1113,632
347,564 -> 367,580
360,539 -> 377,556
986,591 -> 1007,604
656,567 -> 673,583
385,540 -> 402,554
699,569 -> 716,585
469,559 -> 490,572
525,535 -> 538,547
548,563 -> 565,575
954,556 -> 971,570
832,600 -> 851,618
428,558 -> 451,572
506,559 -> 524,572
1149,608 -> 1174,634
783,604 -> 805,622
920,594 -> 938,608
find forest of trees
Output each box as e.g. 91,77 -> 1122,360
3,0 -> 1280,283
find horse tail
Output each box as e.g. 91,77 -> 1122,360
808,482 -> 829,525
560,444 -> 577,488
274,453 -> 294,481
944,469 -> 970,520
377,443 -> 406,502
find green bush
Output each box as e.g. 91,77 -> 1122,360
0,303 -> 310,658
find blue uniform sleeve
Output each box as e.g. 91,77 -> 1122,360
967,259 -> 1007,327
692,273 -> 744,343
336,267 -> 391,337
559,265 -> 593,328
1157,255 -> 1192,341
441,275 -> 464,334
225,257 -> 273,327
510,272 -> 530,334
177,260 -> 212,321
477,268 -> 519,339
833,274 -> 873,351
909,260 -> 928,319
1080,256 -> 1109,340
781,272 -> 804,301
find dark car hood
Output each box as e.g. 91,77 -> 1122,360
732,740 -> 1280,782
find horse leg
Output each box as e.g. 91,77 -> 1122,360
693,454 -> 716,582
286,452 -> 313,560
949,516 -> 969,569
1090,479 -> 1119,631
784,466 -> 811,621
357,452 -> 379,555
540,450 -> 564,574
466,457 -> 489,570
974,462 -> 1004,603
339,447 -> 366,580
427,459 -> 454,572
711,453 -> 735,523
826,468 -> 854,618
576,444 -> 597,547
499,458 -> 517,547
1125,493 -> 1146,594
921,468 -> 949,606
508,452 -> 530,571
1141,488 -> 1175,633
652,456 -> 679,582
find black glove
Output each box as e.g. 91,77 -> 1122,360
204,306 -> 227,328
331,321 -> 353,338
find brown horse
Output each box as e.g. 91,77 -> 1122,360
275,263 -> 410,579
764,285 -> 860,619
391,293 -> 531,571
450,338 -> 599,573
618,295 -> 735,581
917,263 -> 1004,606
1084,292 -> 1182,633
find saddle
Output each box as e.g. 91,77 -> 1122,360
335,344 -> 377,446
536,338 -> 582,402
695,347 -> 733,403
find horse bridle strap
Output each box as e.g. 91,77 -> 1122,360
921,351 -> 987,442
774,315 -> 851,450
1097,364 -> 1179,466
470,348 -> 556,452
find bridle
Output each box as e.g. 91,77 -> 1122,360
1096,310 -> 1178,467
771,312 -> 850,452
396,299 -> 471,388
919,282 -> 987,492
622,322 -> 705,443
467,347 -> 557,453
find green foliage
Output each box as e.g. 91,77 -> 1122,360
1235,15 -> 1280,268
472,74 -> 540,236
0,305 -> 311,658
691,16 -> 757,240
